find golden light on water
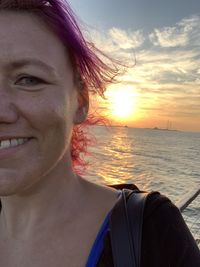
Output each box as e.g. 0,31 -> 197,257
105,86 -> 138,121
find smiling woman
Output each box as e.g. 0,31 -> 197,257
0,1 -> 199,267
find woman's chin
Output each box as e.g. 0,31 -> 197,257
0,171 -> 28,197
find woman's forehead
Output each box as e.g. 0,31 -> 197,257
0,11 -> 70,72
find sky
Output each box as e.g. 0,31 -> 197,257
69,0 -> 200,132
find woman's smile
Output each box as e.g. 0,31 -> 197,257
0,137 -> 33,160
0,137 -> 30,149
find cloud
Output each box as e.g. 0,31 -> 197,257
149,15 -> 200,48
108,28 -> 145,49
149,27 -> 189,47
86,27 -> 145,55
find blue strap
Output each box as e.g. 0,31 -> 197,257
85,211 -> 111,267
85,190 -> 122,267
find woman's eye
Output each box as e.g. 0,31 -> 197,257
16,76 -> 44,86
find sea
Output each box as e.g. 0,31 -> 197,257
83,126 -> 200,246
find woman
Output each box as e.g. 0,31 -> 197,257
0,1 -> 199,267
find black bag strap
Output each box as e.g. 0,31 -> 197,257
127,191 -> 148,267
109,189 -> 148,267
109,189 -> 136,267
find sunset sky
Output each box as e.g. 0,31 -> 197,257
69,0 -> 200,132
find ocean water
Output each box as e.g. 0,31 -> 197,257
83,126 -> 200,245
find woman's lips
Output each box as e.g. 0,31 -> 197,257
0,138 -> 33,160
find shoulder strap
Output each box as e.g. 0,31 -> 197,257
109,189 -> 136,267
127,191 -> 148,267
109,189 -> 148,267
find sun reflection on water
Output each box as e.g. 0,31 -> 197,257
86,126 -> 139,185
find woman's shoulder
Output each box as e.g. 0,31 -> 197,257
109,182 -> 177,215
140,189 -> 200,266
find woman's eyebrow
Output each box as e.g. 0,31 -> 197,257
6,58 -> 56,74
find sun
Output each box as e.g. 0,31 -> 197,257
105,86 -> 138,120
111,90 -> 134,118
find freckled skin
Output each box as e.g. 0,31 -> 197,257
0,11 -> 80,195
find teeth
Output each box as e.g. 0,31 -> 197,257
1,140 -> 10,149
11,139 -> 18,146
18,138 -> 24,145
0,138 -> 29,150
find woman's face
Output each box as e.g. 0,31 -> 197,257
0,11 -> 81,196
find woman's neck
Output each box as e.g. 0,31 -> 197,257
0,166 -> 84,241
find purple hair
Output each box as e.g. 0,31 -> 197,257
0,0 -> 119,172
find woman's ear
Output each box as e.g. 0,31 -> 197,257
73,82 -> 89,125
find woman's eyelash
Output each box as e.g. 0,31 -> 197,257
16,76 -> 44,86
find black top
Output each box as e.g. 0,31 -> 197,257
97,184 -> 200,267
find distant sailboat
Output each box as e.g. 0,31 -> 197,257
153,121 -> 178,131
166,120 -> 172,130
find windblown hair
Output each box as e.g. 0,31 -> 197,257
0,0 -> 119,172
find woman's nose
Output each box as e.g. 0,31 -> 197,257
0,92 -> 19,123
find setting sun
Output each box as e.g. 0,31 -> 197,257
105,86 -> 138,120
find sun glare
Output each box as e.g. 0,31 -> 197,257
105,86 -> 138,120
